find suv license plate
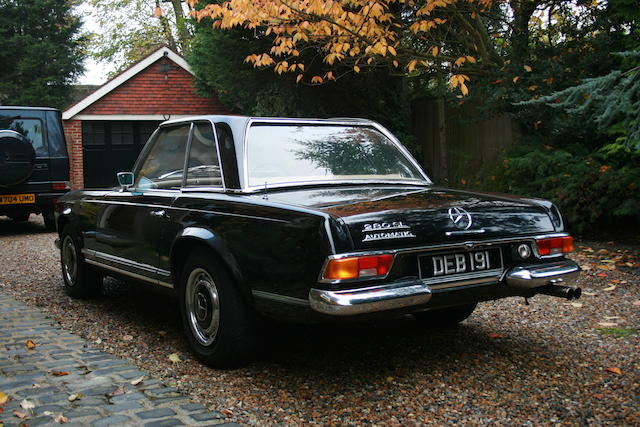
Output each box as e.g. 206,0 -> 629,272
419,248 -> 503,279
0,194 -> 35,205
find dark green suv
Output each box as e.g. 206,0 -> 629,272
0,106 -> 70,230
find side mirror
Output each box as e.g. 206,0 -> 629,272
117,172 -> 134,190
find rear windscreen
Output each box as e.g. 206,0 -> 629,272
0,116 -> 46,156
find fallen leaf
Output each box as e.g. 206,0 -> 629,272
596,273 -> 608,278
603,285 -> 617,291
67,393 -> 82,402
122,335 -> 134,341
580,264 -> 592,270
54,414 -> 68,424
109,385 -> 126,397
598,322 -> 618,327
94,338 -> 102,344
221,409 -> 234,417
168,353 -> 181,363
605,367 -> 622,374
385,376 -> 394,383
570,302 -> 583,308
604,316 -> 621,320
32,383 -> 41,389
43,411 -> 53,416
130,376 -> 145,386
13,410 -> 27,419
0,392 -> 7,404
633,301 -> 640,306
583,291 -> 597,296
50,371 -> 69,377
25,340 -> 36,350
487,332 -> 504,339
524,64 -> 532,72
20,399 -> 34,410
592,393 -> 604,399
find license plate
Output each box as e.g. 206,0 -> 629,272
0,194 -> 35,205
418,248 -> 503,285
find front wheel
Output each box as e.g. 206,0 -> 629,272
412,303 -> 477,329
179,250 -> 257,368
60,225 -> 102,298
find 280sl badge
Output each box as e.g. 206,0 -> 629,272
362,221 -> 416,241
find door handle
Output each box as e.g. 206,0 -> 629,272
150,209 -> 166,218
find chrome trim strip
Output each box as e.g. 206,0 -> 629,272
252,290 -> 309,306
324,218 -> 336,254
309,280 -> 432,316
426,276 -> 500,290
505,260 -> 580,289
84,258 -> 174,288
420,269 -> 503,286
83,249 -> 163,274
445,229 -> 486,236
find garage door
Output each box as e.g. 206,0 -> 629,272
82,121 -> 160,188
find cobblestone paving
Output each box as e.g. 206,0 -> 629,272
0,292 -> 241,427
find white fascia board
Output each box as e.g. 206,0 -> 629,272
71,114 -> 193,121
63,47 -> 194,121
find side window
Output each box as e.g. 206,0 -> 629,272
185,122 -> 222,187
135,125 -> 190,190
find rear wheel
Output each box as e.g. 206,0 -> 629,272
412,303 -> 477,328
9,212 -> 30,222
43,209 -> 56,231
179,249 -> 257,368
60,225 -> 102,298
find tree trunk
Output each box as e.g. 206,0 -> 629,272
156,0 -> 177,51
169,0 -> 190,52
510,0 -> 539,65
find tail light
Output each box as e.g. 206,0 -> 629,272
51,181 -> 70,190
535,236 -> 574,256
322,254 -> 394,281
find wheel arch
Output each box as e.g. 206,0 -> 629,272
170,227 -> 248,298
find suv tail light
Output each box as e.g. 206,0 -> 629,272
322,254 -> 394,281
51,181 -> 70,190
535,236 -> 574,256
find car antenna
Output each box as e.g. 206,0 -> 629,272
263,181 -> 269,200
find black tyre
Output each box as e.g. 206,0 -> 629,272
9,212 -> 30,222
412,303 -> 477,328
60,225 -> 102,298
0,130 -> 36,186
178,249 -> 257,368
43,209 -> 56,231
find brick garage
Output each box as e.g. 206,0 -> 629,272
63,47 -> 230,189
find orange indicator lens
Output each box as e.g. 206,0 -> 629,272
323,254 -> 394,280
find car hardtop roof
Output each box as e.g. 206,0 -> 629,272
159,115 -> 376,128
0,106 -> 60,112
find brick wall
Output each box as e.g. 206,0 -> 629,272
62,120 -> 83,189
80,57 -> 230,116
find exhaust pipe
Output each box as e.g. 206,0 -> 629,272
537,284 -> 582,300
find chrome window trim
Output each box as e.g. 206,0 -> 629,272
183,119 -> 227,191
317,232 -> 568,285
241,118 -> 432,192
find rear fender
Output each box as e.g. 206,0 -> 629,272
170,227 -> 248,297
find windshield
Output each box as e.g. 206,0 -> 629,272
247,124 -> 426,187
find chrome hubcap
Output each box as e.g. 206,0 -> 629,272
186,268 -> 220,346
61,236 -> 77,286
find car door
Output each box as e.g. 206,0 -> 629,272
91,123 -> 192,288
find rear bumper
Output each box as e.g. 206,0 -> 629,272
308,259 -> 580,316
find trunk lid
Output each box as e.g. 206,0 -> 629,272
266,185 -> 556,250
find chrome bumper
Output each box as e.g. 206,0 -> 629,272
309,280 -> 432,316
505,259 -> 580,289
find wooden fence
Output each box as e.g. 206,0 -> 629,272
411,97 -> 521,184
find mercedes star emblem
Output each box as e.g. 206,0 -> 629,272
448,207 -> 472,230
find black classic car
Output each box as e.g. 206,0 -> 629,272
55,116 -> 581,367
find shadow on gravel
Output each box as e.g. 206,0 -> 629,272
0,216 -> 52,236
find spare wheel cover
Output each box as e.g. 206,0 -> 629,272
0,130 -> 36,186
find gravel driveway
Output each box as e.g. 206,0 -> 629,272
1,216 -> 638,426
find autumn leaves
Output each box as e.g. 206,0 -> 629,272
189,0 -> 486,95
